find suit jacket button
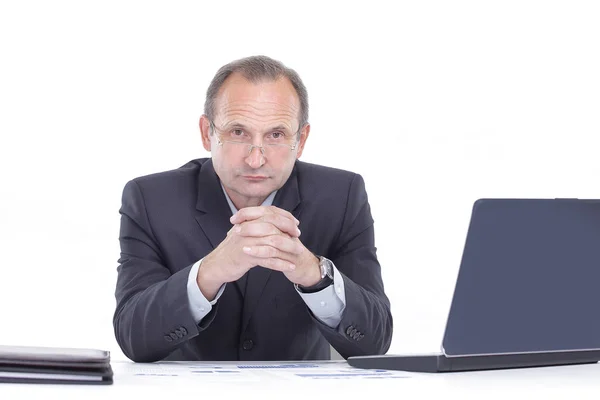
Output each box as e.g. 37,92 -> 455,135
175,329 -> 184,338
170,332 -> 178,340
180,327 -> 188,335
242,339 -> 254,350
164,335 -> 173,342
346,326 -> 354,335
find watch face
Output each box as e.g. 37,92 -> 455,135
321,257 -> 333,279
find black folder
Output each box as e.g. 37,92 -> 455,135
0,344 -> 113,384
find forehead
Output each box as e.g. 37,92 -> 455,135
213,73 -> 300,127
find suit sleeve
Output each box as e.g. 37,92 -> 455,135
311,174 -> 393,358
113,180 -> 218,362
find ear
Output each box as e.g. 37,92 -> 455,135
295,123 -> 310,159
199,115 -> 212,152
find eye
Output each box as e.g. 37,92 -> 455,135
270,131 -> 284,139
231,129 -> 244,137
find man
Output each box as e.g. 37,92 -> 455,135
113,55 -> 393,362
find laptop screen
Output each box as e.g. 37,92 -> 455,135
442,198 -> 600,357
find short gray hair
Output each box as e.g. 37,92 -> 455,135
204,55 -> 309,129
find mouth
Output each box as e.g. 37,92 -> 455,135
242,175 -> 269,181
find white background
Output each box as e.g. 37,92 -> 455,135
0,0 -> 599,361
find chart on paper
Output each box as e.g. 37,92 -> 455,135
117,360 -> 412,383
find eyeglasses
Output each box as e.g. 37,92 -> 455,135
209,120 -> 300,157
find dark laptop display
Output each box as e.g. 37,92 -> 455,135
348,198 -> 600,372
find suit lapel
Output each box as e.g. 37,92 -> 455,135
241,163 -> 302,332
194,160 -> 248,297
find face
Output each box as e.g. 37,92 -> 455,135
200,73 -> 310,209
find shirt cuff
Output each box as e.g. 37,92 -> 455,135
296,262 -> 346,328
187,259 -> 226,323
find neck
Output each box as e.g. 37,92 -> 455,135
225,188 -> 268,210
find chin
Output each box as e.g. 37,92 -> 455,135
241,187 -> 275,198
233,180 -> 276,196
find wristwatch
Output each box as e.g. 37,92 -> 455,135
296,256 -> 334,293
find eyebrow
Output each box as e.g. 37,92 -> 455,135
222,122 -> 247,130
223,122 -> 293,132
269,125 -> 293,132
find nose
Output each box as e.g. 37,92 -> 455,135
245,145 -> 265,169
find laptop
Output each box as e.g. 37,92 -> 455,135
348,198 -> 600,372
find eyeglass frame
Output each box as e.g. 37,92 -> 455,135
208,119 -> 302,156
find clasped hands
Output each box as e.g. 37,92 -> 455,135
197,206 -> 321,300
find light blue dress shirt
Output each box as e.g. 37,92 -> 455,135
186,186 -> 346,328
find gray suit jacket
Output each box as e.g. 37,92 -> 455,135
113,158 -> 392,362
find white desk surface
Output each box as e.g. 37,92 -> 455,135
2,359 -> 600,399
